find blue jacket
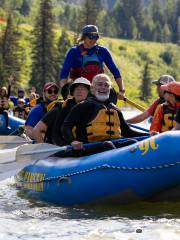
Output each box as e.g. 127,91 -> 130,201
60,45 -> 121,80
25,103 -> 46,127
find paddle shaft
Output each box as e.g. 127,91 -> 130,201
129,124 -> 149,133
123,97 -> 145,112
18,136 -> 148,158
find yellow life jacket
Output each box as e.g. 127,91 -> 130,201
161,105 -> 176,132
29,98 -> 37,107
47,99 -> 64,111
62,97 -> 74,108
86,108 -> 121,142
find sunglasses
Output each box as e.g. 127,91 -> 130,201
47,89 -> 58,94
86,34 -> 99,40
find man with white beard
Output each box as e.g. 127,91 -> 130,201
62,74 -> 148,156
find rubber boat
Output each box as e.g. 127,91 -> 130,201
0,114 -> 25,135
15,131 -> 180,206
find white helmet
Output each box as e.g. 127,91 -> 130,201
70,77 -> 91,95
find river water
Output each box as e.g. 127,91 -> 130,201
0,109 -> 180,240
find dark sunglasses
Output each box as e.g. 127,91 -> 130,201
47,89 -> 58,94
86,34 -> 99,40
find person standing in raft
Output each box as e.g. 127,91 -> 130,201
60,25 -> 125,103
61,74 -> 148,156
33,77 -> 91,145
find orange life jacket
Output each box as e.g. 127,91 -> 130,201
161,104 -> 176,132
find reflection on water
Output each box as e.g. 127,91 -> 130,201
0,178 -> 180,240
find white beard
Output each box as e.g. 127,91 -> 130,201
94,90 -> 110,102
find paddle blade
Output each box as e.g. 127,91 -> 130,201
0,136 -> 32,149
0,148 -> 17,163
16,143 -> 67,162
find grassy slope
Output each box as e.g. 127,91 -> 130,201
99,37 -> 180,107
1,23 -> 179,107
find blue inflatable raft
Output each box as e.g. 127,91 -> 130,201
0,114 -> 25,135
15,131 -> 180,206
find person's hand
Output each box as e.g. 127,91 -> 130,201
150,131 -> 159,136
8,75 -> 14,85
71,140 -> 83,150
117,90 -> 125,100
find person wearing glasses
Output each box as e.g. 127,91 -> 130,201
33,77 -> 91,145
25,82 -> 59,139
60,25 -> 125,103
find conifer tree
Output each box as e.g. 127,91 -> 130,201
20,0 -> 30,16
56,29 -> 71,82
131,0 -> 144,34
78,0 -> 102,30
162,24 -> 172,43
129,16 -> 138,39
140,62 -> 152,101
1,12 -> 21,87
177,17 -> 180,44
30,0 -> 56,92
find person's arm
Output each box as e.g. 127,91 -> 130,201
118,109 -> 149,137
25,104 -> 45,138
61,106 -> 81,144
61,102 -> 88,148
126,110 -> 150,124
59,48 -> 75,88
102,48 -> 125,96
33,121 -> 47,143
24,125 -> 34,139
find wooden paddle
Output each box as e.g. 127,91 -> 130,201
0,136 -> 33,149
122,97 -> 146,112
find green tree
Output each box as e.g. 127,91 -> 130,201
177,17 -> 180,44
165,0 -> 177,42
140,62 -> 152,101
20,0 -> 30,16
131,0 -> 144,33
129,16 -> 139,39
97,9 -> 117,37
78,0 -> 103,29
174,0 -> 180,43
30,0 -> 57,92
162,24 -> 172,43
1,12 -> 22,87
151,0 -> 164,25
56,29 -> 71,83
